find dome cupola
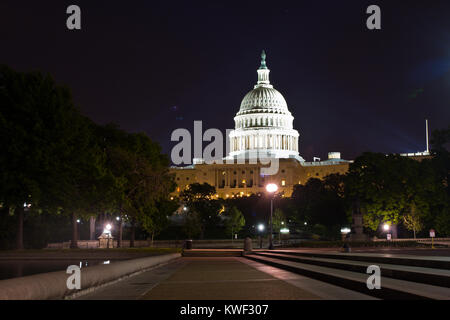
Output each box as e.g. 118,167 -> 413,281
228,51 -> 302,161
238,50 -> 290,115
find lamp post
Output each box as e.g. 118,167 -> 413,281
266,183 -> 278,250
340,227 -> 351,241
383,223 -> 391,241
100,223 -> 112,248
258,223 -> 265,249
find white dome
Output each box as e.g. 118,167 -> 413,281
239,86 -> 288,113
228,51 -> 302,161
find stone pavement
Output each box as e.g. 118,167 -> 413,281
77,257 -> 374,300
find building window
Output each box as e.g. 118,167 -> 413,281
233,171 -> 237,175
186,177 -> 190,180
242,171 -> 245,174
281,169 -> 285,173
281,180 -> 286,186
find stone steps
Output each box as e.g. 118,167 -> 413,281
255,252 -> 450,288
244,251 -> 450,300
266,250 -> 450,270
182,249 -> 243,257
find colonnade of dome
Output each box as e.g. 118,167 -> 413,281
228,51 -> 300,159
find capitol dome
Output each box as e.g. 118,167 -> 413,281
228,51 -> 302,160
239,87 -> 289,113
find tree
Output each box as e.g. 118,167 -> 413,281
0,66 -> 175,249
272,208 -> 285,242
67,118 -> 113,249
0,66 -> 100,249
140,199 -> 178,245
403,204 -> 423,239
428,126 -> 450,236
292,176 -> 347,240
180,183 -> 221,239
344,151 -> 447,239
224,206 -> 245,241
182,211 -> 202,239
100,128 -> 175,247
346,153 -> 416,233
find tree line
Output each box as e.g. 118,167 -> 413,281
1,65 -> 448,246
0,66 -> 176,249
179,129 -> 450,240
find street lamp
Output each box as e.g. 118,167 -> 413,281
383,223 -> 392,240
340,227 -> 351,241
103,223 -> 113,249
257,223 -> 265,249
104,223 -> 112,235
341,227 -> 351,234
266,183 -> 278,250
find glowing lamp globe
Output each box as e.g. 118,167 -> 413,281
266,183 -> 278,193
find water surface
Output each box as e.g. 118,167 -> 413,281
0,259 -> 113,280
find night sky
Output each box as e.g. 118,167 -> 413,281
1,1 -> 449,162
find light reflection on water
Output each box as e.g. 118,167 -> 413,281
0,260 -> 113,280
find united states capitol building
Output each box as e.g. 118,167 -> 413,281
170,51 -> 351,198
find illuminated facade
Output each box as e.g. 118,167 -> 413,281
170,51 -> 351,198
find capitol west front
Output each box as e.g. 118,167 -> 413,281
171,52 -> 351,198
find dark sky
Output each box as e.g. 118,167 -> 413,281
1,0 -> 449,162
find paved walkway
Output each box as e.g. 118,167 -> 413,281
77,257 -> 374,300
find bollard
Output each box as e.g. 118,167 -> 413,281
244,237 -> 252,254
341,242 -> 351,253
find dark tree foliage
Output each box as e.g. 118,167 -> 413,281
0,66 -> 175,249
428,126 -> 450,235
345,150 -> 449,237
0,65 -> 99,249
97,124 -> 176,246
223,206 -> 245,240
291,175 -> 348,240
180,183 -> 221,239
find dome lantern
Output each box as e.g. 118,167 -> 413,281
255,50 -> 271,88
